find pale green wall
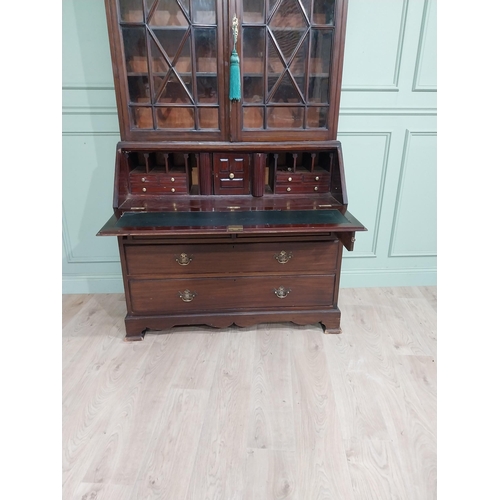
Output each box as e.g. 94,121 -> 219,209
62,0 -> 437,293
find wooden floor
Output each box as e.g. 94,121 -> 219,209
62,286 -> 437,500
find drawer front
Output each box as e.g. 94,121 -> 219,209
275,172 -> 303,183
124,240 -> 339,276
130,184 -> 188,194
129,173 -> 157,184
220,178 -> 244,189
129,275 -> 335,314
130,174 -> 187,184
155,174 -> 188,186
302,173 -> 330,184
274,184 -> 330,194
130,173 -> 188,194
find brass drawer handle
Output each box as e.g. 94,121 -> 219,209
175,253 -> 192,266
179,289 -> 196,302
274,250 -> 292,264
274,286 -> 291,299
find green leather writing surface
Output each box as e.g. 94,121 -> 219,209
115,209 -> 351,228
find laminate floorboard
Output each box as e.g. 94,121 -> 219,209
62,286 -> 437,500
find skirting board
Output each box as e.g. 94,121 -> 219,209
62,268 -> 437,294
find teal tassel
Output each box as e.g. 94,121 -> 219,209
229,48 -> 241,102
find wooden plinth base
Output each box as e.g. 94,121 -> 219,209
124,309 -> 342,341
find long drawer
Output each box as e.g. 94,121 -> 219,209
124,240 -> 339,276
129,275 -> 336,314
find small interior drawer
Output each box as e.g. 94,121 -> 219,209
275,172 -> 303,183
130,184 -> 188,194
274,184 -> 330,194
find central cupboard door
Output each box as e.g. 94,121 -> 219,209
108,0 -> 345,141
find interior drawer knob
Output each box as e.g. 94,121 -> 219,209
274,286 -> 291,299
315,176 -> 320,181
286,187 -> 291,192
229,173 -> 235,179
288,177 -> 292,182
175,253 -> 193,266
314,186 -> 318,191
179,289 -> 196,302
274,250 -> 293,264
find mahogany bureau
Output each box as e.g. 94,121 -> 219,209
98,0 -> 366,340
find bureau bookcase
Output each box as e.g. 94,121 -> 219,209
98,0 -> 365,340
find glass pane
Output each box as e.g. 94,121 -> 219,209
145,0 -> 156,15
243,107 -> 264,129
150,32 -> 170,74
151,28 -> 189,63
197,76 -> 217,103
268,36 -> 284,76
313,0 -> 335,25
243,0 -> 264,23
272,29 -> 306,63
289,37 -> 308,97
267,106 -> 304,128
310,29 -> 333,75
192,0 -> 216,24
157,107 -> 195,128
179,0 -> 190,18
270,73 -> 301,103
290,37 -> 308,77
243,76 -> 264,103
151,49 -> 169,73
194,29 -> 217,73
270,0 -> 307,31
128,76 -> 151,102
243,27 -> 264,104
243,27 -> 265,74
268,0 -> 279,18
123,27 -> 147,72
199,107 -> 219,128
308,76 -> 329,103
119,0 -> 143,22
153,75 -> 167,100
299,0 -> 312,21
174,54 -> 192,73
128,56 -> 148,73
150,0 -> 188,26
268,36 -> 284,99
306,106 -> 328,128
157,74 -> 192,103
131,107 -> 153,129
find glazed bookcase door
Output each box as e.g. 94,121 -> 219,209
107,0 -> 227,141
236,0 -> 346,141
